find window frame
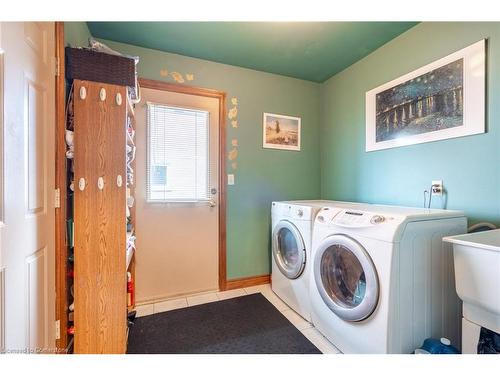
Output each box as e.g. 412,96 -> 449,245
145,101 -> 211,203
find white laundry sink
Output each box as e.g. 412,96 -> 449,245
444,229 -> 500,334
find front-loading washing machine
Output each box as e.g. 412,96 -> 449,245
271,200 -> 333,322
310,203 -> 466,353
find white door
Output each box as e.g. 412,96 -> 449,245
0,22 -> 56,352
135,87 -> 219,302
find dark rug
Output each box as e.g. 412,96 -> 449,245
127,293 -> 321,354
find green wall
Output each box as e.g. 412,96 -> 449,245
321,22 -> 500,224
64,22 -> 92,47
64,23 -> 322,279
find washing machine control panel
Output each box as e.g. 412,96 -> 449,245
332,210 -> 385,227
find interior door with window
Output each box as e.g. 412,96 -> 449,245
135,87 -> 219,302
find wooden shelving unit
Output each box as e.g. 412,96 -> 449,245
63,79 -> 136,354
55,26 -> 139,354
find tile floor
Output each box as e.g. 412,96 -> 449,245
134,283 -> 341,354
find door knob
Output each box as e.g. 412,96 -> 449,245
208,199 -> 216,207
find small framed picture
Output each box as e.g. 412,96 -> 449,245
263,113 -> 301,151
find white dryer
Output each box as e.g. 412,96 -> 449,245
271,200 -> 332,322
310,203 -> 467,353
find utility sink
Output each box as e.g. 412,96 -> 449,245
444,230 -> 500,334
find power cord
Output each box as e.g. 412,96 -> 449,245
423,189 -> 430,208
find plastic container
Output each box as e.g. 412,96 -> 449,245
415,337 -> 460,354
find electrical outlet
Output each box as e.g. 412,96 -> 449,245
431,180 -> 443,196
227,174 -> 235,185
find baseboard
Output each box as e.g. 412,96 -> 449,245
225,274 -> 271,290
136,287 -> 219,306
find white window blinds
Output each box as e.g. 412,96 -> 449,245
147,103 -> 210,202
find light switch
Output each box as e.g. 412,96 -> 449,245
227,174 -> 235,185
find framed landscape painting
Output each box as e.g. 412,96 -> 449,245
365,39 -> 485,152
263,113 -> 301,151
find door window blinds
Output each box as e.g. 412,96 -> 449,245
147,102 -> 210,202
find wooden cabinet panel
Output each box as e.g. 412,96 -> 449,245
73,80 -> 127,354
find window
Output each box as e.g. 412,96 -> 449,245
147,103 -> 210,202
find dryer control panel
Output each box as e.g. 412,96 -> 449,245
331,210 -> 386,228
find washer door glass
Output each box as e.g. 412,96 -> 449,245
273,220 -> 306,279
314,234 -> 379,321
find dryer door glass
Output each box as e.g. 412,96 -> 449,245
314,234 -> 379,322
321,244 -> 366,308
273,220 -> 306,279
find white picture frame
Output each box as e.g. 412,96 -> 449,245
263,112 -> 301,151
365,39 -> 485,152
